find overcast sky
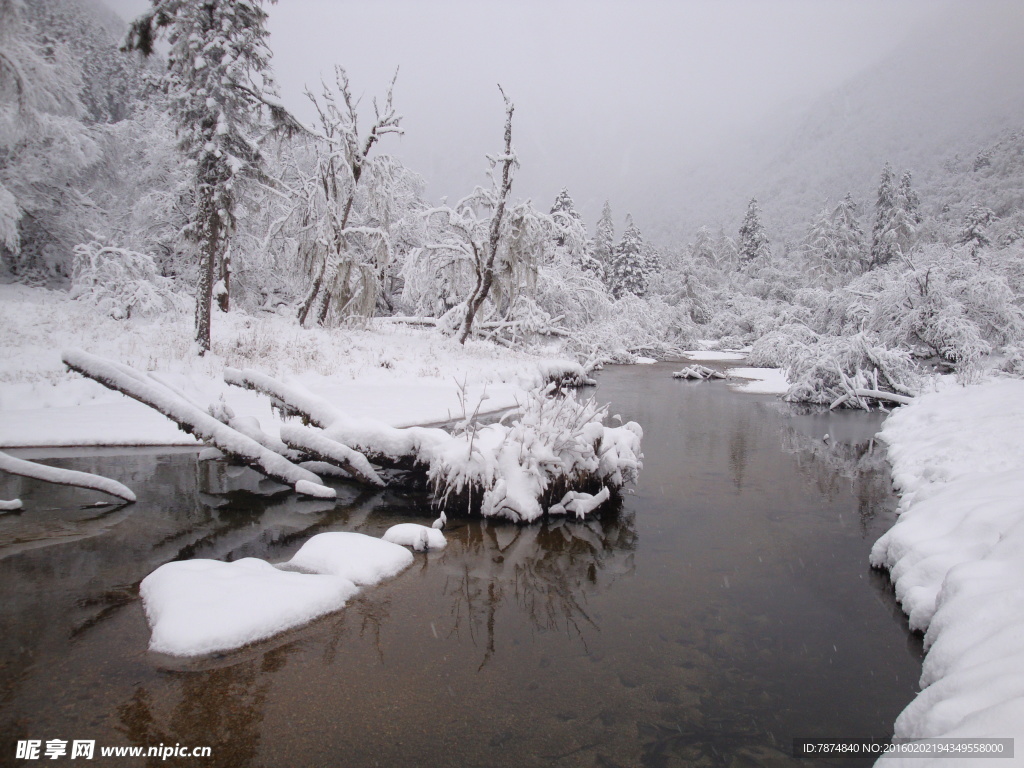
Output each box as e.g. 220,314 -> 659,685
105,0 -> 951,224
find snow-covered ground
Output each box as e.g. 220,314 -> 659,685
0,285 -> 578,448
871,378 -> 1024,765
727,366 -> 791,395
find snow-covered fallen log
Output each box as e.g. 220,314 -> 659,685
829,388 -> 914,410
1,498 -> 25,512
279,424 -> 385,487
62,350 -> 335,498
672,364 -> 726,380
227,368 -> 643,522
0,449 -> 136,502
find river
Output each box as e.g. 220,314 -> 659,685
0,362 -> 922,767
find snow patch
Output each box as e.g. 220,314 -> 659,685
727,367 -> 790,395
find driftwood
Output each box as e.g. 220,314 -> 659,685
672,364 -> 726,380
827,364 -> 917,411
62,350 -> 335,498
0,449 -> 136,502
830,388 -> 914,410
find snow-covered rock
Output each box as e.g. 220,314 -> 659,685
382,523 -> 447,552
141,531 -> 417,657
142,558 -> 357,657
286,532 -> 413,583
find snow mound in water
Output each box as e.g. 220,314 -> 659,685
142,558 -> 357,657
287,532 -> 413,583
382,523 -> 447,551
141,531 -> 417,656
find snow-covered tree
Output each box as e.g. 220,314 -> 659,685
293,66 -> 404,326
592,200 -> 615,278
0,0 -> 98,277
549,187 -> 601,277
957,204 -> 996,258
806,193 -> 865,275
738,198 -> 770,265
123,0 -> 299,354
870,163 -> 898,268
870,165 -> 919,269
610,215 -> 647,298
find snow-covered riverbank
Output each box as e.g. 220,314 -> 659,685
0,285 -> 578,449
872,378 -> 1024,765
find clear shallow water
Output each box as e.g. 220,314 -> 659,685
0,363 -> 921,767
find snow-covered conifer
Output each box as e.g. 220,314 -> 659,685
123,0 -> 298,353
957,204 -> 996,257
610,215 -> 647,298
869,164 -> 918,268
738,198 -> 770,265
593,200 -> 615,279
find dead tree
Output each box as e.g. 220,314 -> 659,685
296,67 -> 402,326
458,86 -> 517,344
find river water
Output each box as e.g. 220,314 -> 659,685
0,362 -> 921,767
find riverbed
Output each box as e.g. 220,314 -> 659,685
0,362 -> 922,767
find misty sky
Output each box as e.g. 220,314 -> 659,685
104,0 -> 954,226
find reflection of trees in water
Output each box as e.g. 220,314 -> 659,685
117,649 -> 291,768
778,424 -> 894,531
439,510 -> 638,668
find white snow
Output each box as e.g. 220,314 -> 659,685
0,284 -> 581,450
726,367 -> 790,395
142,557 -> 358,657
0,499 -> 22,512
382,523 -> 447,552
871,378 -> 1024,764
141,531 -> 416,657
681,350 -> 747,361
285,532 -> 413,583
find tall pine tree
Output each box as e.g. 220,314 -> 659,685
124,0 -> 297,354
738,198 -> 770,265
593,200 -> 615,279
610,214 -> 646,298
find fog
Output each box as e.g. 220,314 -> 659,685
103,0 -> 1021,237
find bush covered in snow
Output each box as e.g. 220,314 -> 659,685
428,385 -> 643,522
69,241 -> 184,320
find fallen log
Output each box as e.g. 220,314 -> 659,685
62,350 -> 335,498
830,388 -> 914,410
279,425 -> 385,487
0,449 -> 136,502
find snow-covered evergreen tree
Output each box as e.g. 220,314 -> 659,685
738,198 -> 770,265
123,0 -> 297,354
593,200 -> 615,278
958,204 -> 996,257
869,164 -> 919,268
610,214 -> 647,298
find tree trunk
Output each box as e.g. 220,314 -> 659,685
458,90 -> 515,345
217,244 -> 231,313
194,188 -> 220,355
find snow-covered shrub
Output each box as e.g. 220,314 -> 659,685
783,333 -> 919,407
428,385 -> 642,522
568,294 -> 695,362
69,241 -> 183,319
747,323 -> 819,368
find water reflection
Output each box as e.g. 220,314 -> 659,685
440,512 -> 638,668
